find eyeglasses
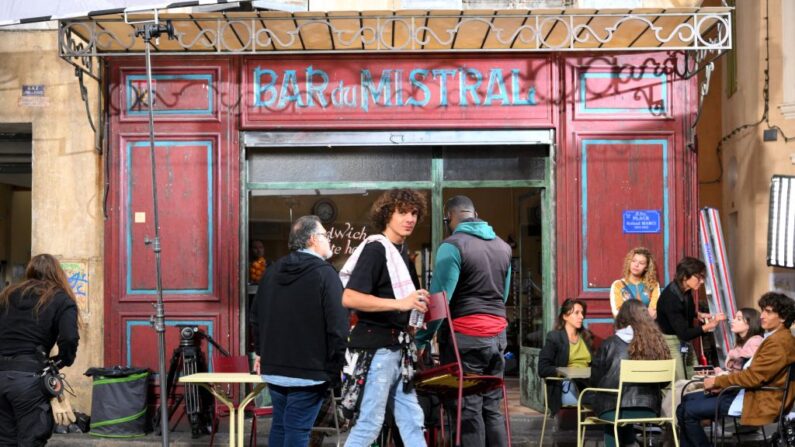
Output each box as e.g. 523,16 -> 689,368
314,232 -> 329,240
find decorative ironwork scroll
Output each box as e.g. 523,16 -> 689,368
59,10 -> 731,59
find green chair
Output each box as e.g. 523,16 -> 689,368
576,359 -> 678,447
539,376 -> 580,446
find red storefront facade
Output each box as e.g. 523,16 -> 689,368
100,48 -> 701,407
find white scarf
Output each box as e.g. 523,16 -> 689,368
339,234 -> 416,300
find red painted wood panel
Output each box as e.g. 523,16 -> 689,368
574,66 -> 671,120
557,52 -> 696,327
126,139 -> 213,294
118,66 -> 222,123
241,55 -> 556,129
105,57 -> 239,371
581,138 -> 668,291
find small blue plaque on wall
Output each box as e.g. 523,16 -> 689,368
622,210 -> 661,234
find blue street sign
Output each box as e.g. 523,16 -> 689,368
622,210 -> 661,234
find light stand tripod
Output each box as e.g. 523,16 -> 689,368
132,18 -> 175,447
153,325 -> 230,438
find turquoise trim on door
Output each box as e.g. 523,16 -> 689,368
126,74 -> 214,116
125,320 -> 215,368
578,72 -> 668,115
125,140 -> 214,295
580,139 -> 670,293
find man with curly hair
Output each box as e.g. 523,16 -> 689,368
677,291 -> 795,447
340,188 -> 430,447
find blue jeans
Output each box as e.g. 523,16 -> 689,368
676,389 -> 738,447
268,383 -> 328,447
344,348 -> 426,447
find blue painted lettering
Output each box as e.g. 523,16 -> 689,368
432,69 -> 457,106
360,69 -> 392,112
278,70 -> 306,108
394,70 -> 404,107
511,69 -> 538,105
484,68 -> 509,106
459,68 -> 482,106
305,66 -> 329,108
252,65 -> 538,110
331,81 -> 357,108
253,67 -> 278,107
407,69 -> 431,107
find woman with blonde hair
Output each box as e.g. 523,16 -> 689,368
610,247 -> 660,318
0,254 -> 80,446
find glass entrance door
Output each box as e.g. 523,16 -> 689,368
243,130 -> 552,410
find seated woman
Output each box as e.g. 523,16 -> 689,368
677,292 -> 795,447
609,247 -> 661,319
590,300 -> 671,447
661,307 -> 765,418
539,299 -> 593,416
714,308 -> 764,373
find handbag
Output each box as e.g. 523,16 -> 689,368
770,416 -> 795,447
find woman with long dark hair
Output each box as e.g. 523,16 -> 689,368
590,300 -> 671,447
722,307 -> 764,372
661,306 -> 765,419
0,254 -> 80,446
538,299 -> 593,415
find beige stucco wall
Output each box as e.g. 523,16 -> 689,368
0,29 -> 103,413
720,0 -> 795,309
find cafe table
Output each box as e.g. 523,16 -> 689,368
179,372 -> 266,447
556,366 -> 591,379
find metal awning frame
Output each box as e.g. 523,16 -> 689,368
57,7 -> 731,151
59,8 -> 732,82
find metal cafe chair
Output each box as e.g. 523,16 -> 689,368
576,359 -> 678,447
414,291 -> 512,447
712,362 -> 795,447
539,376 -> 581,446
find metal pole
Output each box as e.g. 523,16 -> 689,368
140,25 -> 170,447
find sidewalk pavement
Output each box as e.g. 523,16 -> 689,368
47,413 -> 545,447
45,415 -> 778,447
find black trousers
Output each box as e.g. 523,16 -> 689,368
0,371 -> 53,447
439,326 -> 508,447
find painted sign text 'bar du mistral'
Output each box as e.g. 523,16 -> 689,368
242,57 -> 554,128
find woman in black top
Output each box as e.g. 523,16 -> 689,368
538,299 -> 593,415
0,254 -> 80,446
656,257 -> 723,380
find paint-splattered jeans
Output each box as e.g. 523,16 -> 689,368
344,348 -> 426,447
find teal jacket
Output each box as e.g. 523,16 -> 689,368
415,221 -> 511,348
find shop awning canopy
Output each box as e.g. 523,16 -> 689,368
60,7 -> 730,54
56,6 -> 731,80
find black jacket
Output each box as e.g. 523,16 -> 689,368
250,251 -> 348,382
538,329 -> 593,414
656,280 -> 702,342
589,335 -> 664,416
0,289 -> 79,367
